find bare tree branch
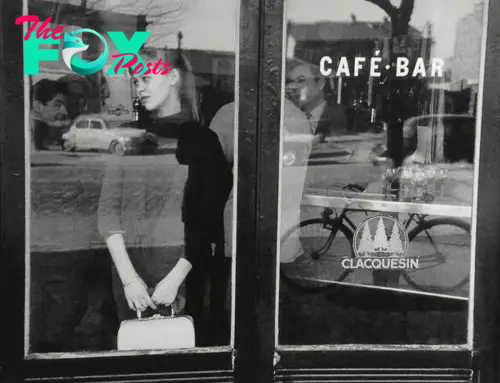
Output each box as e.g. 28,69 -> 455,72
140,0 -> 156,15
400,0 -> 415,28
69,0 -> 186,48
147,0 -> 183,19
30,0 -> 59,19
365,0 -> 397,17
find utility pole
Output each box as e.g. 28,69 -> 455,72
365,0 -> 416,288
366,0 -> 415,168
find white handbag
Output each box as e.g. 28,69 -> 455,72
117,307 -> 195,351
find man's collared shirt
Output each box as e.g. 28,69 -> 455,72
306,100 -> 326,135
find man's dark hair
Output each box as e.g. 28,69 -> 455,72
32,79 -> 65,105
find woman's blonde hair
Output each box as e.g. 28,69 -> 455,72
131,46 -> 200,121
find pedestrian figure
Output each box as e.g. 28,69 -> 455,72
98,46 -> 232,347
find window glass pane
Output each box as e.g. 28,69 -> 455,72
76,120 -> 88,129
27,0 -> 238,355
278,0 -> 485,345
90,121 -> 103,129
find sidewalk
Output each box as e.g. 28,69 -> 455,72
309,132 -> 385,163
31,213 -> 184,253
29,242 -> 468,351
31,147 -> 179,167
327,131 -> 385,143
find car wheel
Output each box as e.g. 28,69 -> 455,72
110,141 -> 126,156
62,140 -> 75,152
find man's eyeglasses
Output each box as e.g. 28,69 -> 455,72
285,76 -> 320,86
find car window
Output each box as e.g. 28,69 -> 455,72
75,120 -> 88,129
90,121 -> 104,130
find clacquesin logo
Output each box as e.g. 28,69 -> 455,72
342,215 -> 419,270
16,15 -> 172,76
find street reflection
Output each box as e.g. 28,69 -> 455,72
279,0 -> 483,345
28,0 -> 238,354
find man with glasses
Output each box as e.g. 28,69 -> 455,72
286,63 -> 348,142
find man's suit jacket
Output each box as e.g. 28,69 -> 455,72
315,102 -> 348,138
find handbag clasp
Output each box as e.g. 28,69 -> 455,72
135,306 -> 175,320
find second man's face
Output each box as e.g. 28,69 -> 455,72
40,93 -> 69,123
286,65 -> 322,109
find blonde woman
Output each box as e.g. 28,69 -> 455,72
98,47 -> 233,347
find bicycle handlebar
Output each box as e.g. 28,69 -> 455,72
340,184 -> 367,200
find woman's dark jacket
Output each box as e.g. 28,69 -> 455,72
98,114 -> 233,269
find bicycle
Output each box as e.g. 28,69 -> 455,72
280,183 -> 471,295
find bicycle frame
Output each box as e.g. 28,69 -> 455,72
293,185 -> 470,293
316,183 -> 456,266
320,206 -> 447,266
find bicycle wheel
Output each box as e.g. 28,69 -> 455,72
280,218 -> 354,291
402,218 -> 471,295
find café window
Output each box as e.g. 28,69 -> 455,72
20,0 -> 239,367
278,0 -> 485,346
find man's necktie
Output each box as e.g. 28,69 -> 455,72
305,111 -> 315,134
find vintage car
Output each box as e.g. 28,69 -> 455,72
283,134 -> 356,166
61,114 -> 158,155
283,135 -> 311,166
282,133 -> 314,167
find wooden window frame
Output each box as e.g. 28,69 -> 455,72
2,0 -> 500,382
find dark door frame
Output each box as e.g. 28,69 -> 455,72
2,0 -> 500,382
241,0 -> 500,382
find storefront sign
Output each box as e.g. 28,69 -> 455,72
344,215 -> 415,270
